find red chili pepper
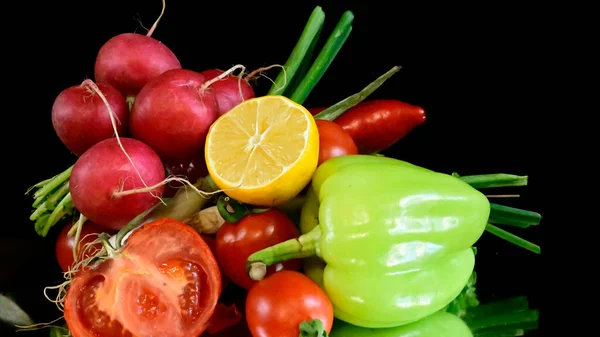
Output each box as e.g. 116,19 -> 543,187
309,99 -> 426,154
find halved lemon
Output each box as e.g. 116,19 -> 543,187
205,95 -> 319,207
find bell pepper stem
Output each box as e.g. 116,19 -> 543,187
314,65 -> 401,121
489,203 -> 541,228
454,173 -> 528,189
485,224 -> 541,254
247,226 -> 322,281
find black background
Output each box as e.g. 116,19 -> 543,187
3,0 -> 552,336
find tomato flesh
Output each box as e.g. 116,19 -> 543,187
64,218 -> 221,337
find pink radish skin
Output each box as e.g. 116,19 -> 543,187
70,137 -> 166,231
94,33 -> 182,97
51,82 -> 129,156
200,69 -> 255,115
130,69 -> 219,162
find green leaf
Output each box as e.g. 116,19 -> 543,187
0,293 -> 34,326
49,326 -> 71,337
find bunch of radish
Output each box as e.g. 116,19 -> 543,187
50,0 -> 256,231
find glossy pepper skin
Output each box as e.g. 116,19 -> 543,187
310,99 -> 426,154
329,311 -> 473,337
290,155 -> 490,328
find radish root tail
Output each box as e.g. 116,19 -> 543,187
113,176 -> 220,198
81,80 -> 162,203
200,64 -> 247,91
244,64 -> 285,82
41,235 -> 109,312
147,0 -> 166,37
14,316 -> 66,332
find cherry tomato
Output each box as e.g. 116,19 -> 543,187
55,221 -> 110,272
201,235 -> 229,292
315,120 -> 359,166
215,209 -> 302,290
246,270 -> 334,337
163,152 -> 209,197
63,218 -> 222,337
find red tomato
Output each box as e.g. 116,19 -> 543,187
215,209 -> 302,290
55,221 -> 110,272
63,218 -> 222,337
315,120 -> 359,166
246,270 -> 334,337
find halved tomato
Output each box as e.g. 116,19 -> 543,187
63,218 -> 222,337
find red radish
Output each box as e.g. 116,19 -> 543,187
70,137 -> 166,231
130,68 -> 219,161
94,0 -> 181,98
200,69 -> 255,115
51,80 -> 129,156
163,152 -> 209,197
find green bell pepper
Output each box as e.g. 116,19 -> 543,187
327,295 -> 540,337
247,155 -> 491,328
329,311 -> 473,337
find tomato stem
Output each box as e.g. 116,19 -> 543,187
314,66 -> 401,121
299,319 -> 329,337
247,225 -> 322,281
455,173 -> 528,189
217,196 -> 251,223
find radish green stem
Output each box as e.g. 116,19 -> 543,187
147,175 -> 219,222
41,193 -> 73,237
72,213 -> 85,261
456,173 -> 528,189
289,11 -> 354,104
464,296 -> 529,319
115,175 -> 220,249
489,203 -> 541,228
485,224 -> 541,254
30,204 -> 47,221
268,6 -> 325,95
45,182 -> 70,209
32,165 -> 73,200
465,308 -> 539,331
472,321 -> 539,337
314,66 -> 401,121
68,214 -> 87,236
